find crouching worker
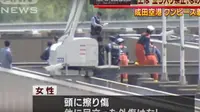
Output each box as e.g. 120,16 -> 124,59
117,38 -> 129,83
148,42 -> 161,82
135,25 -> 155,65
40,41 -> 52,63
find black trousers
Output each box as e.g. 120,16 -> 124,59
91,34 -> 103,43
91,34 -> 104,66
112,57 -> 119,65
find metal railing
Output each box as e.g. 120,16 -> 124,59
0,19 -> 198,31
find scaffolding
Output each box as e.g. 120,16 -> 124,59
160,10 -> 200,87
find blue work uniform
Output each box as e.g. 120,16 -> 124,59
0,47 -> 12,69
149,45 -> 161,63
137,34 -> 150,55
90,16 -> 102,36
40,47 -> 51,61
107,42 -> 120,65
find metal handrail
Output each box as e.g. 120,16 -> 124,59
0,19 -> 199,30
90,76 -> 177,95
0,19 -> 198,25
129,61 -> 199,65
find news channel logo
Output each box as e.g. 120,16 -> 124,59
0,0 -> 38,14
0,0 -> 38,5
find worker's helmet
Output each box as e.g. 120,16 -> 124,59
117,38 -> 124,44
146,25 -> 155,34
109,36 -> 116,42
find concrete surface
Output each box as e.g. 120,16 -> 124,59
0,71 -> 100,112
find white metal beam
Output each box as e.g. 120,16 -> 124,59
198,17 -> 200,90
179,15 -> 187,85
68,0 -> 85,40
58,0 -> 86,42
64,0 -> 77,34
58,0 -> 78,42
160,9 -> 168,82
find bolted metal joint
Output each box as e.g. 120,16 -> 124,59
163,43 -> 167,48
180,46 -> 185,50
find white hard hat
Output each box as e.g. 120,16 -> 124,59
147,25 -> 155,31
117,38 -> 124,43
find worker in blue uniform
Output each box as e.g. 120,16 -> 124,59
135,25 -> 155,65
0,40 -> 12,69
40,41 -> 52,62
150,42 -> 161,64
91,12 -> 105,65
90,11 -> 103,42
106,36 -> 120,65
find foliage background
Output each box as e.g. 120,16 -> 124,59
0,0 -> 190,23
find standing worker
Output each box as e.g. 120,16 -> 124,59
90,11 -> 103,42
149,42 -> 161,82
117,38 -> 129,83
91,12 -> 105,65
40,41 -> 53,63
106,36 -> 120,65
135,25 -> 155,65
0,40 -> 12,69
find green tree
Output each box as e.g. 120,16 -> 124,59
0,0 -> 150,23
